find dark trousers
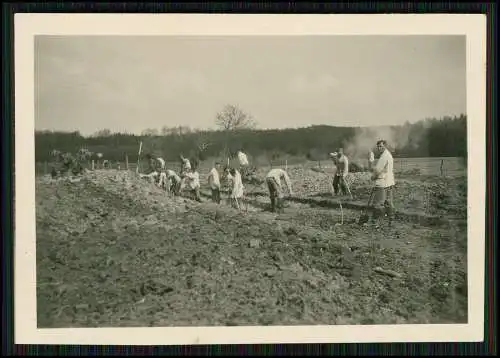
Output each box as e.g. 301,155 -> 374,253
211,188 -> 221,204
170,181 -> 181,196
333,175 -> 348,195
191,187 -> 202,202
266,177 -> 284,212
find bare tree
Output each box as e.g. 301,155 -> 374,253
215,105 -> 256,161
215,104 -> 257,131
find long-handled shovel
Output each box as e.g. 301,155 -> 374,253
358,186 -> 375,224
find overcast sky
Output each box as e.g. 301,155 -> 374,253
35,35 -> 466,136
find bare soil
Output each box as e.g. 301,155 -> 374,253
36,167 -> 468,327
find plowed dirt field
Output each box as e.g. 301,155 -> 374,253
36,167 -> 468,327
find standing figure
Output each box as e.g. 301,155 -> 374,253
229,168 -> 245,210
178,154 -> 192,191
180,154 -> 191,173
184,167 -> 202,202
369,140 -> 395,225
208,161 -> 222,204
332,148 -> 349,196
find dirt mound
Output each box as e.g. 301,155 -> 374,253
36,170 -> 468,327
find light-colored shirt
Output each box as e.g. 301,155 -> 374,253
156,157 -> 166,170
208,168 -> 220,189
184,171 -> 200,190
182,158 -> 191,171
336,155 -> 349,176
237,151 -> 249,166
372,149 -> 395,188
266,168 -> 293,194
140,171 -> 159,184
231,170 -> 244,198
166,169 -> 181,183
141,171 -> 159,178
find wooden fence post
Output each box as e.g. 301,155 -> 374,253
125,154 -> 129,170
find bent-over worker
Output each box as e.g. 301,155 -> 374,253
156,156 -> 166,171
139,171 -> 159,184
159,169 -> 181,195
265,168 -> 293,213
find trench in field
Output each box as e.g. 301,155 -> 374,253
196,186 -> 452,228
59,170 -> 460,228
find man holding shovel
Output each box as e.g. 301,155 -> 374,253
361,139 -> 395,226
331,148 -> 351,198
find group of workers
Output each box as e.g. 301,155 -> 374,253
140,150 -> 293,213
139,140 -> 395,224
327,140 -> 395,223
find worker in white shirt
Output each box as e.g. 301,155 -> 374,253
183,166 -> 202,202
329,152 -> 338,194
369,139 -> 395,225
237,150 -> 249,166
331,149 -> 349,196
223,165 -> 233,194
208,162 -> 222,204
368,150 -> 375,170
139,170 -> 159,184
178,154 -> 192,191
180,154 -> 191,173
237,150 -> 249,177
229,168 -> 245,210
265,168 -> 293,213
158,169 -> 181,195
156,156 -> 166,171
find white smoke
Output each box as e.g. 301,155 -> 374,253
343,124 -> 413,162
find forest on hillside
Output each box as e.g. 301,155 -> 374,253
35,105 -> 467,164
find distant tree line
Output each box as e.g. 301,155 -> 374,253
35,104 -> 467,164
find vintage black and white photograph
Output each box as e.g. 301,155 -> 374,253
15,14 -> 486,345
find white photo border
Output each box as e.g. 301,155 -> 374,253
14,13 -> 487,345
